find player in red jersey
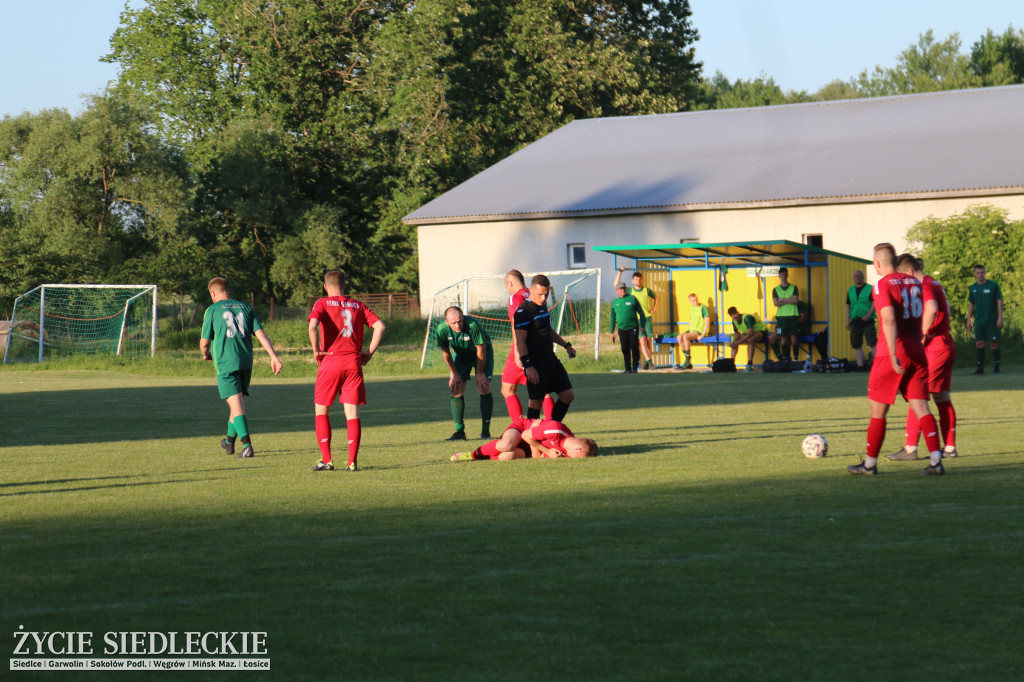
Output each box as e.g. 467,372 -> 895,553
849,243 -> 946,476
308,270 -> 386,472
499,269 -> 554,421
887,255 -> 959,461
450,417 -> 597,461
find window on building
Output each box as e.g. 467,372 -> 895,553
804,234 -> 824,248
679,237 -> 699,243
568,243 -> 587,269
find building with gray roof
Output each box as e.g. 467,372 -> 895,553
405,85 -> 1024,310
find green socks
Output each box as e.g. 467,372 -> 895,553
450,396 -> 465,431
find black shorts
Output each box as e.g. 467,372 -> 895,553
527,357 -> 572,400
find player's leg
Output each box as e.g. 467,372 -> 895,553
477,350 -> 495,438
851,324 -> 866,367
788,334 -> 799,362
931,339 -> 958,456
312,364 -> 343,470
628,329 -> 641,372
851,362 -> 897,475
639,319 -> 653,370
904,362 -> 944,474
744,332 -> 763,371
618,332 -> 632,372
973,324 -> 986,373
501,350 -> 526,420
447,359 -> 471,441
990,327 -> 1001,373
343,402 -> 361,470
312,402 -> 334,470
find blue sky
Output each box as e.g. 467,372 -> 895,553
1,0 -> 1020,118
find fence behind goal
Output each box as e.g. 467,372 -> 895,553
421,270 -> 600,369
4,284 -> 158,363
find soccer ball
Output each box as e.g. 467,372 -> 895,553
801,434 -> 828,458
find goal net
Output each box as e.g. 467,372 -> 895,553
421,269 -> 601,369
4,284 -> 158,363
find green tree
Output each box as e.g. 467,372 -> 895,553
0,91 -> 190,312
852,31 -> 981,96
970,26 -> 1024,86
906,205 -> 1023,331
694,71 -> 809,110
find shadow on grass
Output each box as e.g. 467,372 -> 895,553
2,371 -> 1022,448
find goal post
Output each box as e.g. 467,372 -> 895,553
4,284 -> 158,363
421,269 -> 601,369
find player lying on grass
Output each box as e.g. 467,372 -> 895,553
451,418 -> 597,461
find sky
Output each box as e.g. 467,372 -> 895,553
0,0 -> 1021,119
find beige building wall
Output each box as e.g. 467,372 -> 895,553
416,195 -> 1024,314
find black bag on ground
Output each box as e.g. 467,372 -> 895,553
712,358 -> 736,373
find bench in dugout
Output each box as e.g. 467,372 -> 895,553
652,332 -> 822,368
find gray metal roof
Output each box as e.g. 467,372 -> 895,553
404,85 -> 1024,225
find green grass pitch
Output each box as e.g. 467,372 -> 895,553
2,368 -> 1023,680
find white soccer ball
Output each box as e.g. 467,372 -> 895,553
802,434 -> 828,458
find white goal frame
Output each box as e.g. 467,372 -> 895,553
4,284 -> 158,363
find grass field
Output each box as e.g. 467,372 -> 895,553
2,364 -> 1023,681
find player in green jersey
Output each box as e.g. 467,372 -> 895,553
609,283 -> 646,373
727,306 -> 768,371
200,277 -> 283,458
679,293 -> 710,369
967,264 -> 1004,374
436,306 -> 494,440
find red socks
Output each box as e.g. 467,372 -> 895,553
936,400 -> 956,447
315,415 -> 332,464
542,395 -> 554,420
866,417 -> 886,459
347,419 -> 361,467
473,440 -> 501,460
505,395 -> 523,421
917,414 -> 941,454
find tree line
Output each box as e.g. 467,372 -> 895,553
1,1 -> 1022,319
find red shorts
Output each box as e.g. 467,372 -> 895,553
314,358 -> 366,406
923,335 -> 955,394
501,350 -> 527,385
867,351 -> 929,405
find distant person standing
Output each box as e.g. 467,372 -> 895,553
200,277 -> 283,458
967,264 -> 1004,374
771,267 -> 801,362
308,270 -> 386,472
846,269 -> 877,370
614,267 -> 658,370
609,282 -> 645,373
435,306 -> 494,440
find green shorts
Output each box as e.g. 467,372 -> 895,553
974,322 -> 1001,343
638,318 -> 654,338
775,316 -> 800,337
454,346 -> 494,383
217,369 -> 252,400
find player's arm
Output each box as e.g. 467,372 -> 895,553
514,327 -> 539,384
845,300 -> 852,330
648,290 -> 658,315
521,429 -> 560,459
254,328 -> 283,375
438,346 -> 462,392
862,302 -> 875,322
609,306 -> 617,342
920,299 -> 938,337
997,295 -> 1004,329
548,328 -> 577,359
772,288 -> 781,307
474,343 -> 490,392
199,337 -> 212,362
700,308 -> 710,338
613,267 -> 626,288
878,304 -> 903,374
362,319 -> 386,365
308,318 -> 326,364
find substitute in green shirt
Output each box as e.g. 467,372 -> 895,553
772,266 -> 801,361
727,306 -> 767,370
435,307 -> 494,440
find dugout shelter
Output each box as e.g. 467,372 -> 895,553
594,240 -> 870,368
